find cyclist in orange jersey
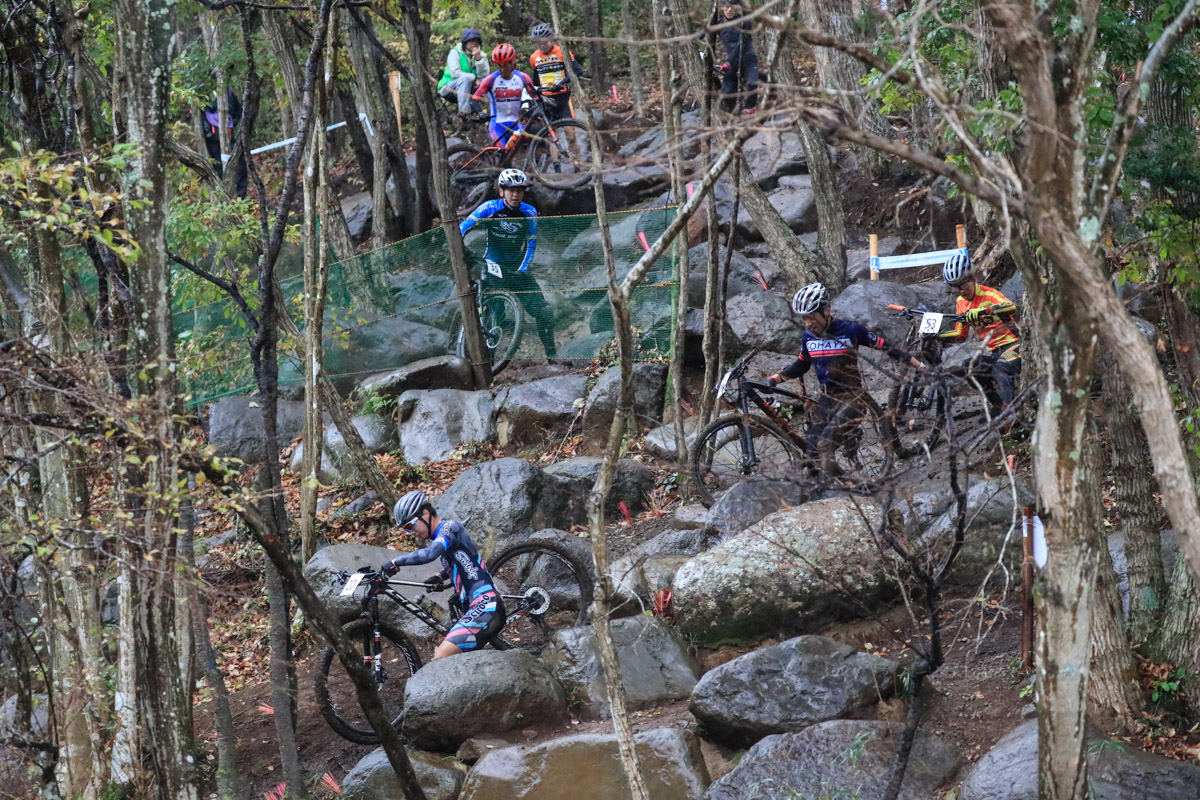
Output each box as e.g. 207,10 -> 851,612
528,22 -> 585,122
939,252 -> 1022,410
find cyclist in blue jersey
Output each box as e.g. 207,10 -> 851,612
765,282 -> 926,475
459,168 -> 557,358
382,490 -> 503,658
472,43 -> 538,149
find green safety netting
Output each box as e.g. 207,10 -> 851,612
173,207 -> 678,405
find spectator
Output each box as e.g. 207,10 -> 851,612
438,28 -> 490,115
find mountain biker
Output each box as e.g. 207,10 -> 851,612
717,0 -> 759,115
937,252 -> 1022,410
438,28 -> 490,115
528,22 -> 585,122
382,490 -> 503,659
459,168 -> 557,358
765,282 -> 926,476
472,43 -> 538,149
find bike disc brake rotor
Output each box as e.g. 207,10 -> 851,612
522,586 -> 551,616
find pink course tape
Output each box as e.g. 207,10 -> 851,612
637,231 -> 650,252
612,84 -> 619,102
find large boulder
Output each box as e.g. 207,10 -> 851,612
582,362 -> 668,442
672,498 -> 891,645
831,280 -> 929,346
460,728 -> 711,800
706,478 -> 810,540
742,123 -> 808,187
644,417 -> 702,461
705,720 -> 960,800
341,747 -> 466,800
544,456 -> 656,518
302,544 -> 450,647
494,374 -> 589,448
436,459 -> 574,553
290,412 -> 398,482
543,615 -> 701,719
207,396 -> 308,464
396,388 -> 496,464
355,355 -> 473,400
402,650 -> 568,751
689,635 -> 899,747
327,319 -> 450,388
735,175 -> 817,240
960,719 -> 1200,800
723,290 -> 806,355
685,244 -> 768,307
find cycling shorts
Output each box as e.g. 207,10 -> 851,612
489,120 -> 525,147
445,589 -> 504,651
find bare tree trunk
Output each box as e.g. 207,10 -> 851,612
619,0 -> 644,109
1104,363 -> 1165,644
397,0 -> 493,389
1083,421 -> 1140,730
579,0 -> 611,89
652,9 -> 691,467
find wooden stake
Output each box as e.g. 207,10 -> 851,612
388,71 -> 403,142
1021,506 -> 1036,671
869,233 -> 879,280
955,223 -> 967,249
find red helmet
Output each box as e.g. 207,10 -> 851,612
492,43 -> 516,65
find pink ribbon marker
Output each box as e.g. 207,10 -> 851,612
636,231 -> 650,252
611,84 -> 619,102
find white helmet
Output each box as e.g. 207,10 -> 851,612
792,282 -> 830,315
498,168 -> 529,189
942,252 -> 973,286
393,490 -> 430,527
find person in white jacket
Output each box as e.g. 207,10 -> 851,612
438,28 -> 490,114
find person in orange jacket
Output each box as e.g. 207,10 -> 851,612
528,22 -> 585,121
939,252 -> 1022,410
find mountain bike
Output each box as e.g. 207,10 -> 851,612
688,350 -> 893,506
448,254 -> 524,376
315,537 -> 593,745
446,81 -> 595,214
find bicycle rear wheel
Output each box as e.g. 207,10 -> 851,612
448,142 -> 497,215
524,119 -> 594,189
690,414 -> 804,507
314,618 -> 422,745
488,539 -> 593,654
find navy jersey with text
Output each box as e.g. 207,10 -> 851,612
386,520 -> 495,606
779,318 -> 889,395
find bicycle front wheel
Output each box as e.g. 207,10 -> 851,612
524,119 -> 594,189
450,291 -> 524,376
690,414 -> 804,507
887,375 -> 946,460
488,539 -> 593,654
314,618 -> 423,745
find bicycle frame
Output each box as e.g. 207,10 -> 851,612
450,89 -> 567,173
714,361 -> 806,473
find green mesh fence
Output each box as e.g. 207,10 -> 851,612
174,208 -> 678,405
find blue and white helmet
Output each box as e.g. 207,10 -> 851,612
942,252 -> 973,286
792,282 -> 830,315
498,168 -> 529,189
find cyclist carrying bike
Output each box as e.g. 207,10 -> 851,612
528,22 -> 585,122
382,490 -> 503,659
938,252 -> 1021,410
765,282 -> 926,475
472,43 -> 538,150
459,168 -> 558,358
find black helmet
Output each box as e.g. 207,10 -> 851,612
461,28 -> 482,46
531,22 -> 554,39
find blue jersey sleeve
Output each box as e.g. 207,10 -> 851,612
388,538 -> 448,569
460,199 -> 504,236
519,203 -> 538,272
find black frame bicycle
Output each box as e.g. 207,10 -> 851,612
314,537 -> 592,744
448,254 -> 525,376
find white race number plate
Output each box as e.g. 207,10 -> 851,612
339,572 -> 366,596
919,312 -> 944,335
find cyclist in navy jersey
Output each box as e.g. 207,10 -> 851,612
459,168 -> 557,357
382,490 -> 502,658
765,282 -> 926,475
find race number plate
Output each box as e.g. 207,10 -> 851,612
919,312 -> 944,335
486,259 -> 504,278
339,572 -> 366,596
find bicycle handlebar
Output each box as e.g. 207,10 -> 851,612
888,304 -> 967,322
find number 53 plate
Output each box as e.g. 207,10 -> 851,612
919,312 -> 944,335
